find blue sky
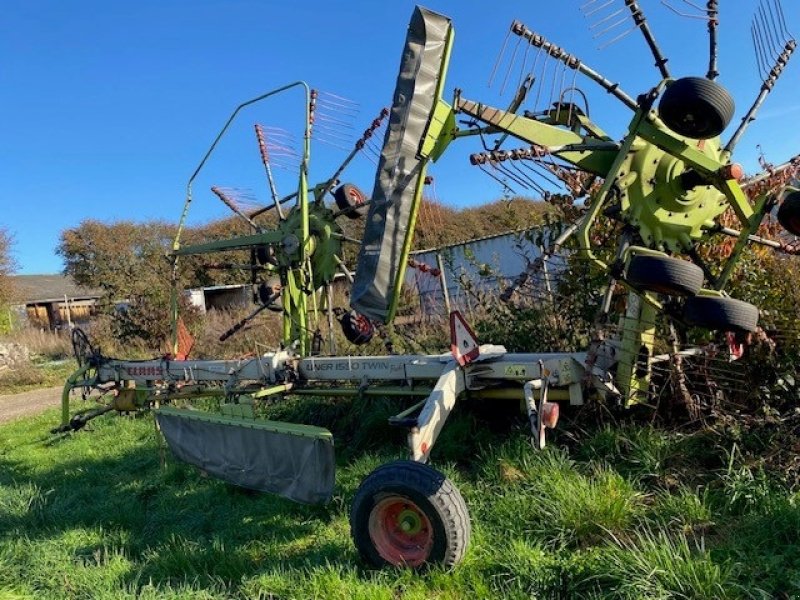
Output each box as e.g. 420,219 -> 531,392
3,0 -> 799,274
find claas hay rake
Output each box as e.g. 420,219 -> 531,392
56,2 -> 800,568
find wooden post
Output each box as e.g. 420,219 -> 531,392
436,252 -> 452,315
64,295 -> 73,329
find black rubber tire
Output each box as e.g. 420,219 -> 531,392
350,460 -> 471,569
683,296 -> 759,332
334,183 -> 369,219
255,277 -> 281,306
340,310 -> 374,345
658,77 -> 735,139
626,254 -> 704,296
778,190 -> 800,236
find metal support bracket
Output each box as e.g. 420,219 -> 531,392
408,361 -> 465,462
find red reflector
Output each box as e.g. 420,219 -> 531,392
542,402 -> 559,429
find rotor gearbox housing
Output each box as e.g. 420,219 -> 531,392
617,124 -> 730,252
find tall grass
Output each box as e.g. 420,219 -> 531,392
0,327 -> 75,393
1,327 -> 72,361
1,400 -> 799,598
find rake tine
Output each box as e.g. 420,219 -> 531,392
315,112 -> 357,129
768,0 -> 789,51
494,160 -> 533,190
584,0 -> 616,19
511,21 -> 637,110
752,22 -> 769,78
510,161 -> 548,196
211,186 -> 261,231
516,41 -> 532,93
532,52 -> 551,113
312,136 -> 351,152
316,106 -> 389,203
589,7 -> 626,31
660,0 -> 709,19
254,124 -> 283,218
488,27 -> 512,88
477,163 -> 518,195
318,90 -> 360,107
726,0 -> 795,153
592,15 -> 630,40
499,36 -> 523,96
775,0 -> 791,39
759,2 -> 780,55
316,98 -> 360,115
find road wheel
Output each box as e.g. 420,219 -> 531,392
350,460 -> 470,568
334,183 -> 369,219
658,77 -> 735,139
778,190 -> 800,236
683,296 -> 759,332
626,254 -> 704,296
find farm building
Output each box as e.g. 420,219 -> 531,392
404,227 -> 567,317
10,274 -> 103,330
184,284 -> 251,313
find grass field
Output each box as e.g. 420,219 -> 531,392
1,395 -> 799,599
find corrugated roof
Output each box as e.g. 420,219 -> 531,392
10,274 -> 103,304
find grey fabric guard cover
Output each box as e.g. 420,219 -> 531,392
350,7 -> 451,323
157,412 -> 335,505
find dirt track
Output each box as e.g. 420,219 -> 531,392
0,386 -> 63,424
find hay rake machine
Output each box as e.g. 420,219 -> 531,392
57,2 -> 800,568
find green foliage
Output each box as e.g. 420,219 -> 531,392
0,227 -> 17,333
413,196 -> 554,250
707,249 -> 800,412
57,220 -> 180,349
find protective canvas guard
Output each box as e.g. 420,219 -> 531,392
156,407 -> 335,505
350,7 -> 452,323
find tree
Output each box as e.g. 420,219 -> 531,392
413,196 -> 554,250
56,216 -> 266,348
58,220 -> 183,345
0,227 -> 17,307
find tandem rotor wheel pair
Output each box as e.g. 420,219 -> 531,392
626,253 -> 759,333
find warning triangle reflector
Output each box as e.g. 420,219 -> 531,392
450,311 -> 480,366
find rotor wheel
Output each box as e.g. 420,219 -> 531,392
626,254 -> 704,296
682,296 -> 759,332
658,77 -> 735,139
334,183 -> 369,219
71,327 -> 96,368
778,190 -> 800,236
350,460 -> 471,569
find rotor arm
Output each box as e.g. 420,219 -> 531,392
509,20 -> 637,111
455,98 -> 618,176
171,230 -> 285,256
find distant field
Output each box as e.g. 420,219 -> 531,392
1,397 -> 799,599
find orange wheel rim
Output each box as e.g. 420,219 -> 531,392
368,496 -> 434,566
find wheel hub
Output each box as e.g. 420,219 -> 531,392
275,203 -> 343,285
618,120 -> 729,252
368,496 -> 434,567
